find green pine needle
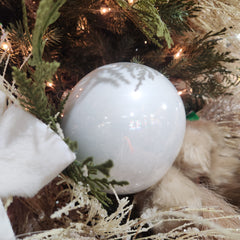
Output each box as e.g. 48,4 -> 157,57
11,0 -> 128,207
164,28 -> 239,98
64,158 -> 129,206
30,0 -> 66,66
115,0 -> 173,48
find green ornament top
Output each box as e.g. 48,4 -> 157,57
186,111 -> 200,121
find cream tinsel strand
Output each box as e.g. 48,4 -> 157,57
190,0 -> 240,73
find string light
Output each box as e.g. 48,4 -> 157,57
77,16 -> 88,33
178,91 -> 183,96
128,0 -> 137,5
46,82 -> 54,88
174,48 -> 183,59
1,42 -> 10,51
178,88 -> 192,96
100,7 -> 111,15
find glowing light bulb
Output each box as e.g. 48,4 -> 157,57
128,0 -> 137,4
46,82 -> 54,88
1,42 -> 10,51
174,48 -> 183,59
100,7 -> 111,15
178,88 -> 189,95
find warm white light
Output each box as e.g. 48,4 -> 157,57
128,0 -> 137,4
144,40 -> 148,44
178,88 -> 189,95
174,48 -> 183,59
46,82 -> 54,88
100,7 -> 111,15
1,42 -> 10,51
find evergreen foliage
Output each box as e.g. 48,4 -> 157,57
64,158 -> 128,206
164,28 -> 239,97
115,0 -> 173,48
8,0 -> 128,206
1,0 -> 239,206
156,0 -> 200,33
12,0 -> 65,131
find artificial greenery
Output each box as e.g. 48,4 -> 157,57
21,0 -> 31,45
29,0 -> 65,66
12,0 -> 65,131
164,28 -> 239,97
64,158 -> 128,206
10,0 -> 128,206
156,0 -> 200,34
2,0 -> 240,206
116,0 -> 173,48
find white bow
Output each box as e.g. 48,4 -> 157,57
0,90 -> 76,239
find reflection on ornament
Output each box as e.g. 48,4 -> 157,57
62,62 -> 186,194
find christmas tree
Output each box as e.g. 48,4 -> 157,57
1,0 -> 240,239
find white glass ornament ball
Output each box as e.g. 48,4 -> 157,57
62,62 -> 186,194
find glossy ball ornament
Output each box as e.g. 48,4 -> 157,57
62,62 -> 186,194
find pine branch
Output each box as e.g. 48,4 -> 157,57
156,0 -> 201,34
164,28 -> 239,97
6,21 -> 31,67
115,0 -> 173,48
11,0 -> 128,207
64,158 -> 128,207
11,0 -> 66,132
30,0 -> 66,66
21,0 -> 31,44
